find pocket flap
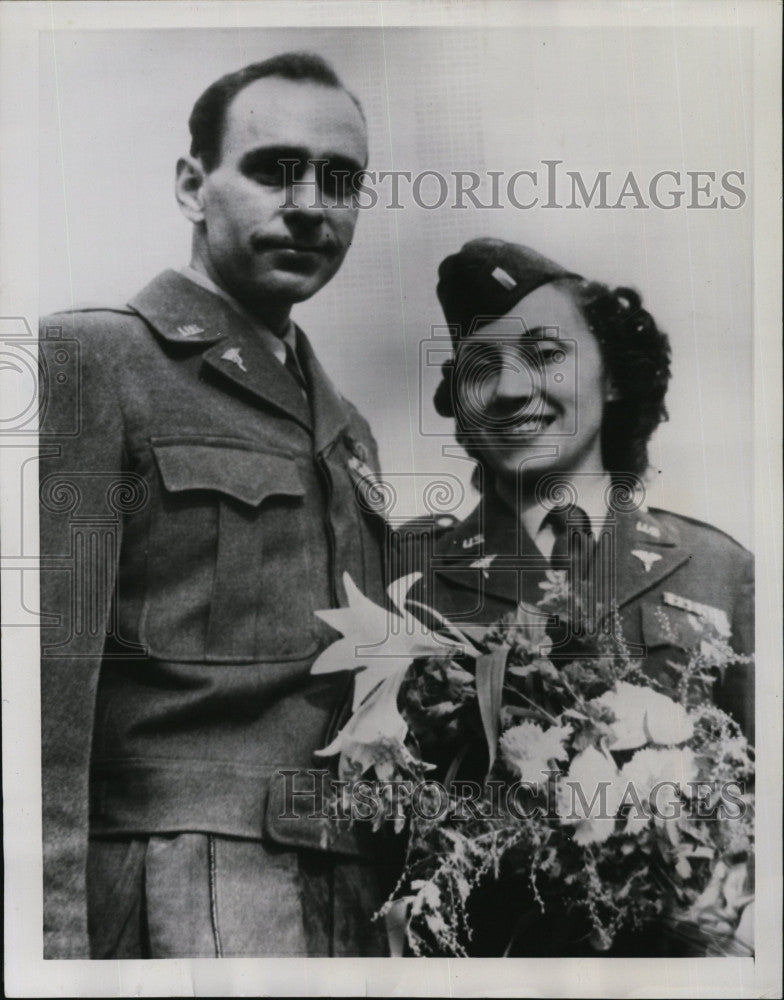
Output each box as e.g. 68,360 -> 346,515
151,439 -> 305,507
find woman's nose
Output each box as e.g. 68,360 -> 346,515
491,346 -> 537,401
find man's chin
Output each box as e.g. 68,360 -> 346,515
247,271 -> 335,306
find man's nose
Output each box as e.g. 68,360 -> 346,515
282,163 -> 328,226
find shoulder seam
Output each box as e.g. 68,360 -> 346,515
648,507 -> 750,551
44,306 -> 135,317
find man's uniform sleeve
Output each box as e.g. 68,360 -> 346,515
39,313 -> 125,958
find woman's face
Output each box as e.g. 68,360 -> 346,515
454,282 -> 613,492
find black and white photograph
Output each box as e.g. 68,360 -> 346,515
1,1 -> 781,996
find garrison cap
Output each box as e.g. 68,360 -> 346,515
436,238 -> 582,338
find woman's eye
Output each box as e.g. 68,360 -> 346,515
537,347 -> 566,365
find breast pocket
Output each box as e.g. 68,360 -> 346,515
142,438 -> 317,663
638,602 -> 712,699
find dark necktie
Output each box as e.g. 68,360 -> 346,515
544,506 -> 599,652
545,505 -> 594,574
284,341 -> 309,397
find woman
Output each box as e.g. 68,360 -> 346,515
395,237 -> 754,956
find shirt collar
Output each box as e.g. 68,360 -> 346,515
179,265 -> 296,364
520,472 -> 612,542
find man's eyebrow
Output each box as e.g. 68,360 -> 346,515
238,146 -> 366,175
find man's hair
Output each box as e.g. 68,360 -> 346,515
433,277 -> 672,481
188,51 -> 365,171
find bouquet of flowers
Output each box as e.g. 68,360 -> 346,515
311,572 -> 754,957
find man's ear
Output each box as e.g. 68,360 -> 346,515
175,156 -> 207,223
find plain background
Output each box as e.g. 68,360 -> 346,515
39,25 -> 754,547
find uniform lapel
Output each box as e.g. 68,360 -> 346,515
431,500 -> 693,617
129,270 -> 312,430
432,493 -> 550,609
295,329 -> 351,453
610,507 -> 691,609
201,331 -> 311,430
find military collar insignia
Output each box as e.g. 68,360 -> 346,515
631,549 -> 662,572
176,323 -> 206,339
220,347 -> 248,372
129,270 -> 228,346
166,322 -> 223,344
462,533 -> 484,549
469,554 -> 497,578
636,519 -> 661,539
630,509 -> 678,547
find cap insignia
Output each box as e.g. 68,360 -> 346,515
491,266 -> 517,291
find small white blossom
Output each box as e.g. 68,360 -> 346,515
619,745 -> 698,834
589,682 -> 693,750
499,722 -> 573,785
556,746 -> 624,845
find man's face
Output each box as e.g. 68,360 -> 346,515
194,76 -> 367,310
455,282 -> 613,489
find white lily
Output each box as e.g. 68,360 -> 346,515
314,664 -> 410,778
312,572 -> 475,709
312,573 -> 477,775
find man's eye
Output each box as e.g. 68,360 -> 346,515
320,166 -> 361,201
250,166 -> 284,186
248,159 -> 303,186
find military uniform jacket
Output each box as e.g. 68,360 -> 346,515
407,489 -> 754,738
39,270 -> 386,958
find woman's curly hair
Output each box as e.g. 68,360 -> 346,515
433,277 -> 672,480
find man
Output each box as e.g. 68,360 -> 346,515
39,52 -> 388,959
408,237 -> 753,738
399,237 -> 754,957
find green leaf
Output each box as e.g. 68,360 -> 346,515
475,644 -> 510,777
443,743 -> 471,787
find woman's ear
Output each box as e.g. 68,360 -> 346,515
175,156 -> 207,224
